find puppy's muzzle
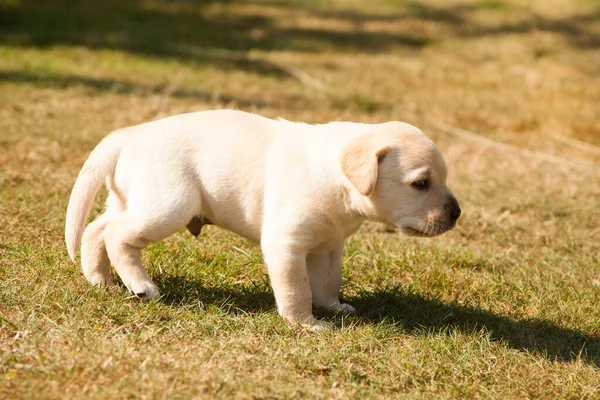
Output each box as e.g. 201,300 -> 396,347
407,195 -> 461,237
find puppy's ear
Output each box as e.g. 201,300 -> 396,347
340,136 -> 390,196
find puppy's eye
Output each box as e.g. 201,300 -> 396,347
411,179 -> 429,190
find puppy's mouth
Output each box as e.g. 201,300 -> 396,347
401,226 -> 431,237
400,222 -> 455,238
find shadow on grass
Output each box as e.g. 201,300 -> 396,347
0,0 -> 597,79
1,0 -> 597,103
0,0 -> 432,67
8,0 -> 597,66
0,69 -> 304,108
155,274 -> 600,366
285,1 -> 600,49
156,274 -> 276,313
349,286 -> 600,366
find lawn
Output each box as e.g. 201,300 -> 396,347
1,0 -> 600,398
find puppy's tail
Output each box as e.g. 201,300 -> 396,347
65,131 -> 125,261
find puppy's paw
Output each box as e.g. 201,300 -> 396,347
129,281 -> 160,301
88,274 -> 115,287
289,314 -> 335,331
336,303 -> 357,316
319,301 -> 357,316
304,319 -> 335,332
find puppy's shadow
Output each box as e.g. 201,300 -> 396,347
155,274 -> 276,313
348,286 -> 600,366
154,273 -> 349,321
154,275 -> 600,366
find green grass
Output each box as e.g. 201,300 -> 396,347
2,0 -> 600,398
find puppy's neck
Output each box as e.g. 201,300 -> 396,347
342,185 -> 381,222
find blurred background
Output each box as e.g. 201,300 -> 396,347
1,0 -> 598,146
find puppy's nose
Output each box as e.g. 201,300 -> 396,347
445,196 -> 461,221
451,205 -> 461,220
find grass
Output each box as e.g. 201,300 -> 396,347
1,0 -> 600,398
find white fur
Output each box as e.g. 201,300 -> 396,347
65,109 -> 459,329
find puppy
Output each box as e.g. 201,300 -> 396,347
65,110 -> 460,330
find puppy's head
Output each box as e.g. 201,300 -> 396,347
340,122 -> 460,237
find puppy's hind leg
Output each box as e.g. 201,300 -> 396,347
81,212 -> 113,286
104,201 -> 197,300
103,170 -> 200,300
104,213 -> 162,300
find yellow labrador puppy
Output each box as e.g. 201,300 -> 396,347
65,110 -> 460,330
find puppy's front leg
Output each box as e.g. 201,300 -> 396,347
307,243 -> 356,316
261,241 -> 333,330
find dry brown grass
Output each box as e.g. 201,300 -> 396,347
2,0 -> 600,398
